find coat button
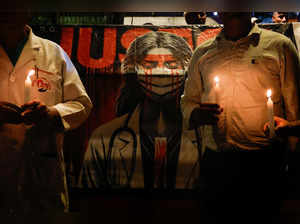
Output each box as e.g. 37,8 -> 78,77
9,74 -> 16,82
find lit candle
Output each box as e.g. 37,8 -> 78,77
24,69 -> 35,103
266,89 -> 276,138
214,76 -> 220,104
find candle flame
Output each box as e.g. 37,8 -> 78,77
214,76 -> 219,85
267,89 -> 272,98
27,69 -> 35,81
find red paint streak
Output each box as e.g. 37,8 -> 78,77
154,138 -> 167,185
60,27 -> 74,57
171,69 -> 174,94
149,70 -> 152,92
144,69 -> 152,96
145,70 -> 148,93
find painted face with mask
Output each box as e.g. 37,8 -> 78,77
136,47 -> 186,97
121,31 -> 192,103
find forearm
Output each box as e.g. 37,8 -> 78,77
181,47 -> 205,130
46,106 -> 65,132
181,96 -> 201,130
53,96 -> 93,131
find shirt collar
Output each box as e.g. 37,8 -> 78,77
215,23 -> 261,45
24,25 -> 41,49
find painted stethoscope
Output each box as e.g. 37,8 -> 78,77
106,109 -> 202,188
107,109 -> 138,187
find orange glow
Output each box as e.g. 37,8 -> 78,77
27,69 -> 35,81
267,89 -> 272,98
214,76 -> 219,86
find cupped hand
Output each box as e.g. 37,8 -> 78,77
21,100 -> 63,131
264,116 -> 290,137
21,100 -> 51,125
0,101 -> 23,124
189,103 -> 223,129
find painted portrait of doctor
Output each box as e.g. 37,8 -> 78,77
79,31 -> 200,190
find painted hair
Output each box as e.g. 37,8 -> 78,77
121,31 -> 192,74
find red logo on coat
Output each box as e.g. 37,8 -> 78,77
32,77 -> 51,92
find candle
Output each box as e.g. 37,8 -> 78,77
214,76 -> 220,104
266,89 -> 276,138
24,69 -> 35,103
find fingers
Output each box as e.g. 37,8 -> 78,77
21,100 -> 40,111
201,115 -> 219,125
265,116 -> 286,130
0,101 -> 23,113
274,116 -> 290,130
263,122 -> 269,132
21,101 -> 49,125
199,103 -> 221,110
0,110 -> 23,124
199,103 -> 223,114
264,116 -> 291,137
190,106 -> 222,128
0,101 -> 49,125
0,102 -> 23,124
199,103 -> 220,108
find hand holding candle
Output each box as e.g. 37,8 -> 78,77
24,69 -> 35,103
266,89 -> 276,138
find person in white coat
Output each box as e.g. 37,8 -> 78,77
0,12 -> 92,217
79,31 -> 200,190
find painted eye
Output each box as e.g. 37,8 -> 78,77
165,61 -> 180,69
141,61 -> 158,69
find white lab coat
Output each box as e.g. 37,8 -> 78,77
0,26 -> 92,215
79,105 -> 200,190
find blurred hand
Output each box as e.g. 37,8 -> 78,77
21,100 -> 62,130
0,101 -> 23,124
189,103 -> 223,129
264,116 -> 290,137
21,100 -> 49,125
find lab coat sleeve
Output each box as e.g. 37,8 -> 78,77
181,48 -> 204,130
53,50 -> 93,131
280,39 -> 300,152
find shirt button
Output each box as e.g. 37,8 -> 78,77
9,74 -> 16,82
